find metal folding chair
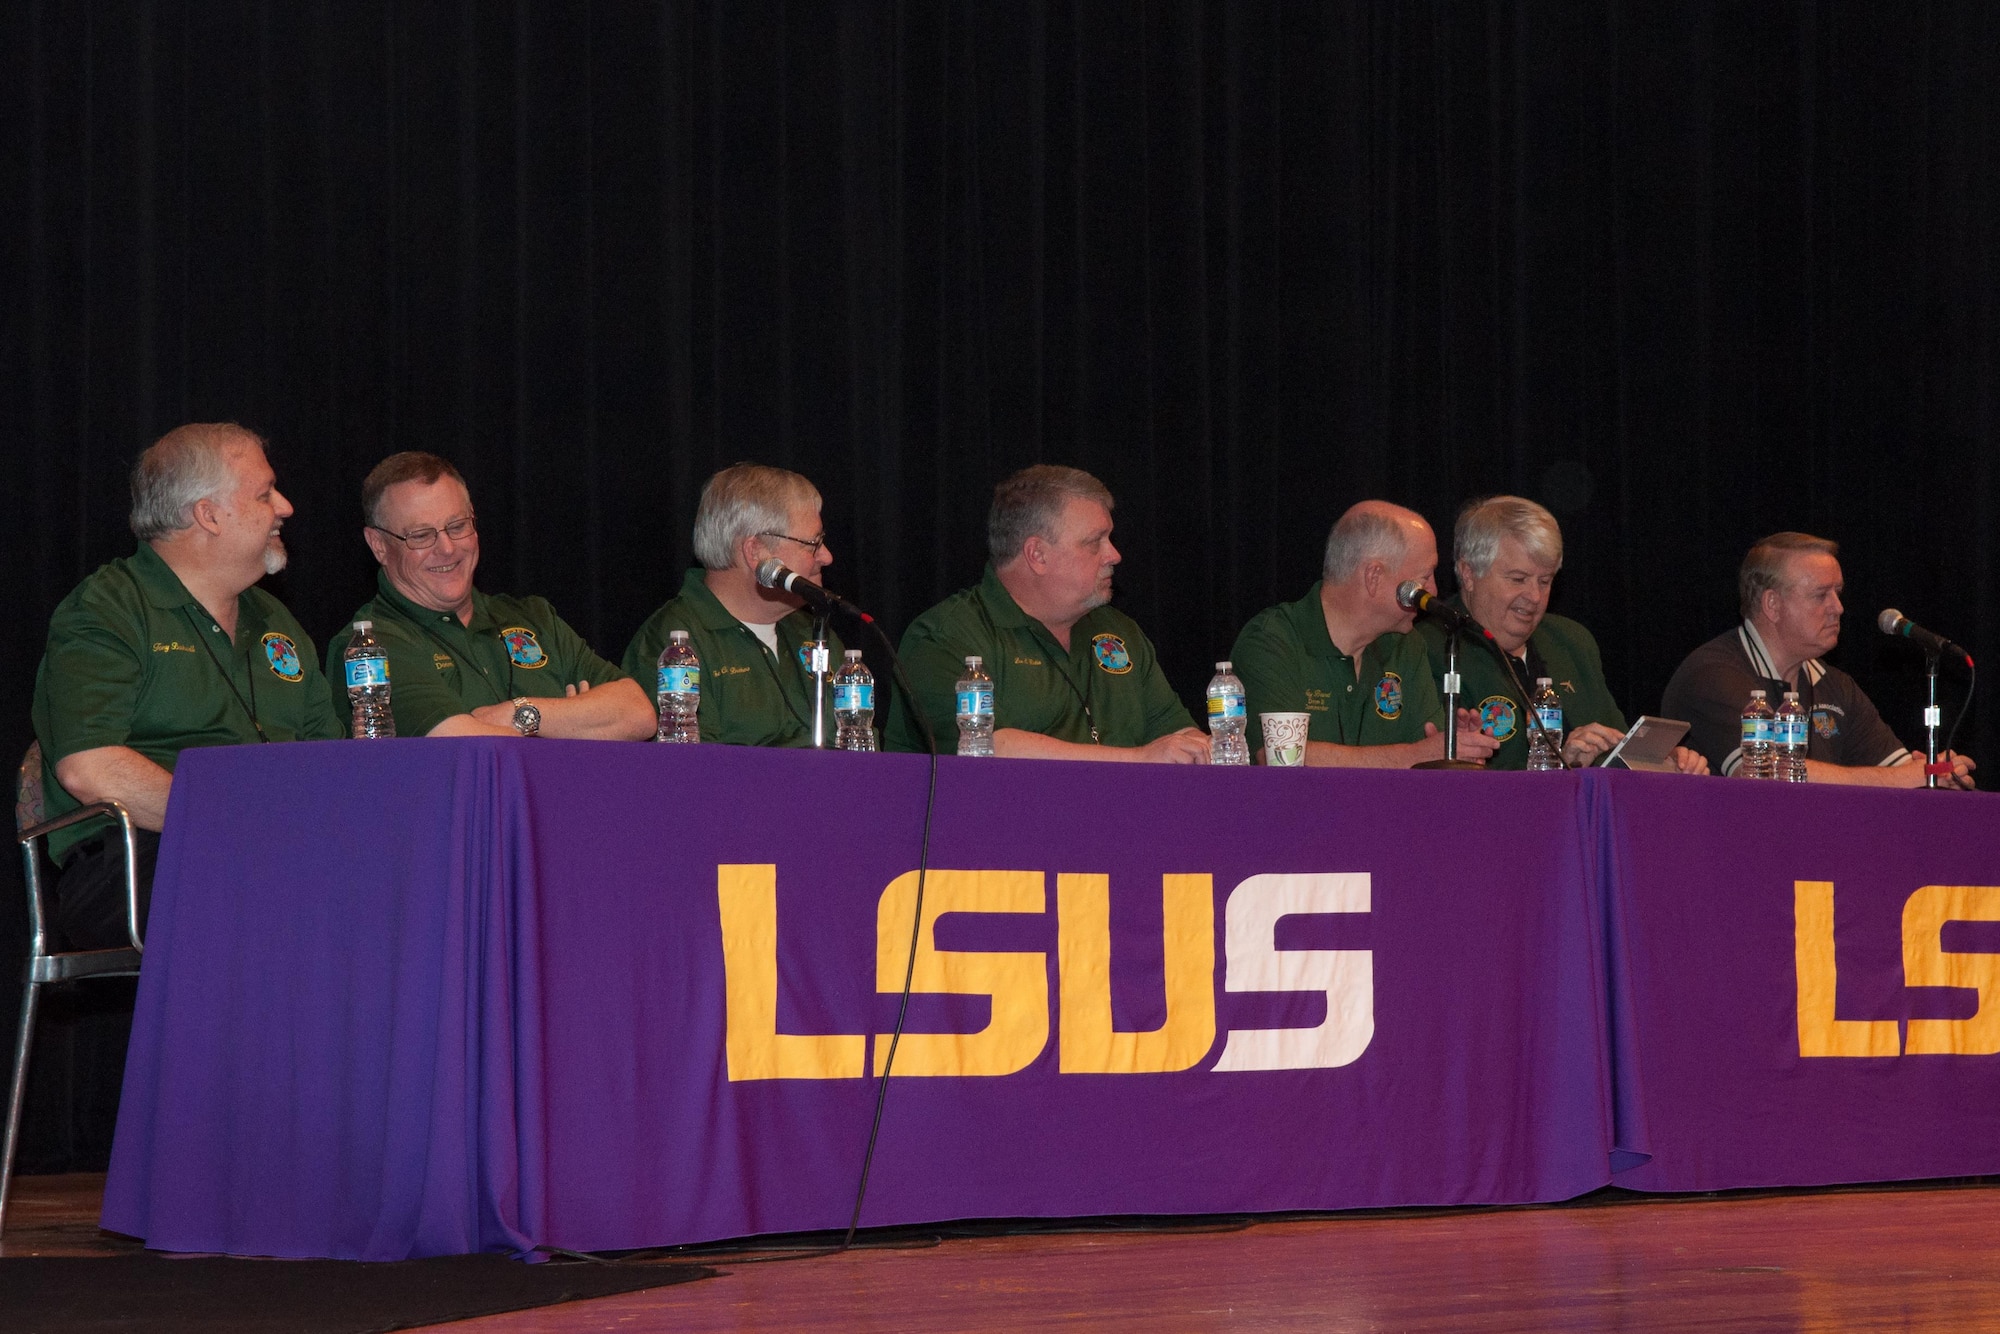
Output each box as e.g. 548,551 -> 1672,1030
1,741 -> 144,1234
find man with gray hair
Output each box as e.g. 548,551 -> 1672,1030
884,464 -> 1207,761
621,463 -> 845,746
30,422 -> 343,946
1231,501 -> 1498,766
1414,495 -> 1705,772
1663,531 -> 1973,785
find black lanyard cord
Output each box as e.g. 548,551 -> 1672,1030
180,606 -> 268,742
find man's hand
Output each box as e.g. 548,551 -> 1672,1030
1670,746 -> 1710,775
1909,750 -> 1978,790
1138,728 -> 1212,765
1412,714 -> 1498,765
1562,722 -> 1623,767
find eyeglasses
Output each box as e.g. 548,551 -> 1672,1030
370,516 -> 477,550
759,531 -> 827,556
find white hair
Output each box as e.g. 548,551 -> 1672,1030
690,464 -> 822,571
129,423 -> 262,542
1454,495 -> 1563,578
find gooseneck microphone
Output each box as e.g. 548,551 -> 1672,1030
756,557 -> 849,614
1396,580 -> 1482,634
1878,609 -> 1973,668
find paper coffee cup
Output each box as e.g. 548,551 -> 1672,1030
1260,712 -> 1310,767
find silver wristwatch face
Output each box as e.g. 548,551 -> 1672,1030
513,701 -> 542,736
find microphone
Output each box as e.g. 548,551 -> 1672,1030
1878,609 -> 1973,667
756,557 -> 849,613
1397,580 -> 1482,633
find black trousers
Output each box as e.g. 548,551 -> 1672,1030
55,828 -> 161,950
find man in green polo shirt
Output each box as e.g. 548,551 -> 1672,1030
885,465 -> 1207,761
31,422 -> 343,946
1231,501 -> 1499,767
326,453 -> 653,741
621,464 -> 845,747
1415,495 -> 1707,772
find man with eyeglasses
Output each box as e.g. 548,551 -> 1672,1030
326,452 -> 653,740
620,463 -> 845,747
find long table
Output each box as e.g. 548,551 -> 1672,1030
99,741 -> 2000,1259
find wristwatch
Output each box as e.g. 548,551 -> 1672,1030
510,697 -> 542,737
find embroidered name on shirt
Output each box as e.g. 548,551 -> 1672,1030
716,665 -> 753,677
1014,656 -> 1043,666
1304,688 -> 1331,712
151,641 -> 199,654
432,653 -> 455,671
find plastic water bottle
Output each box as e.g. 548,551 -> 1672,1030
955,656 -> 995,757
344,620 -> 395,739
656,629 -> 701,744
1775,690 -> 1808,783
834,650 -> 877,751
1739,689 -> 1776,779
1525,677 -> 1564,771
1206,661 -> 1249,765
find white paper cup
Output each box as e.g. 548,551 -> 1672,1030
1260,712 -> 1310,767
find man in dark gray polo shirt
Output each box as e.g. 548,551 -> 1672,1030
1661,531 -> 1975,786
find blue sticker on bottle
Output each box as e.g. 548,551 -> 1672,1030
1207,693 -> 1247,720
1741,718 -> 1775,744
1534,705 -> 1564,734
1777,717 -> 1807,747
834,684 -> 874,712
345,657 -> 389,688
956,688 -> 994,716
659,665 -> 700,694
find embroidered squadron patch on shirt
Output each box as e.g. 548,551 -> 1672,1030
1812,709 -> 1840,739
1374,672 -> 1403,719
261,632 -> 304,682
796,644 -> 813,671
501,627 -> 547,668
1479,695 -> 1519,740
1091,633 -> 1133,674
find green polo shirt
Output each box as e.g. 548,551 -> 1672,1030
325,571 -> 631,736
620,568 -> 845,747
1412,598 -> 1626,769
31,543 -> 343,861
884,564 -> 1195,753
1229,582 -> 1446,757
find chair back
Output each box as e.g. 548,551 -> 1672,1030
15,741 -> 45,835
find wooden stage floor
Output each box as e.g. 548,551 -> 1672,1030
8,1174 -> 2000,1330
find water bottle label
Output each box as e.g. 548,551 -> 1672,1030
1777,717 -> 1807,747
659,665 -> 700,694
1207,692 -> 1247,720
834,684 -> 874,712
345,657 -> 389,688
1534,706 -> 1563,734
1741,717 -> 1775,744
956,688 -> 994,716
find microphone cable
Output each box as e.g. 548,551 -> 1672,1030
1944,659 -> 1977,781
838,607 -> 940,1253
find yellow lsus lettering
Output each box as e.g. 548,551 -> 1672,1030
1902,885 -> 2000,1056
875,870 -> 1048,1076
717,864 -> 866,1080
1793,880 -> 1900,1058
1056,873 -> 1216,1073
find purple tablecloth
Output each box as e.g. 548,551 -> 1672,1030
103,740 -> 1613,1259
1598,771 -> 2000,1190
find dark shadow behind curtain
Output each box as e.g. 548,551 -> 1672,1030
1,1 -> 1993,1169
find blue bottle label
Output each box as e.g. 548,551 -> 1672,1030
834,684 -> 874,712
957,688 -> 994,717
1741,717 -> 1774,745
345,657 -> 388,688
659,665 -> 700,694
1777,716 -> 1807,747
1534,705 -> 1563,734
1207,691 -> 1247,720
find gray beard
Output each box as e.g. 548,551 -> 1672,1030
263,541 -> 288,577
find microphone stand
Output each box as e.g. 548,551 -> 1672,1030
1413,623 -> 1484,771
807,614 -> 831,749
1924,647 -> 1942,790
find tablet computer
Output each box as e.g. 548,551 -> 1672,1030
1600,716 -> 1691,772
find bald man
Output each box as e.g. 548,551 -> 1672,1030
1229,502 -> 1498,767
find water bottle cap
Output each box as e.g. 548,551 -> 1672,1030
1784,691 -> 1799,701
669,629 -> 689,642
1536,677 -> 1551,687
1216,661 -> 1232,671
353,620 -> 372,631
966,655 -> 983,669
1750,689 -> 1766,698
844,649 -> 862,661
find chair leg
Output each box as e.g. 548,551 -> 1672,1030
0,977 -> 42,1237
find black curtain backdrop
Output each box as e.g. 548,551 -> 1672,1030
2,2 -> 1994,1168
